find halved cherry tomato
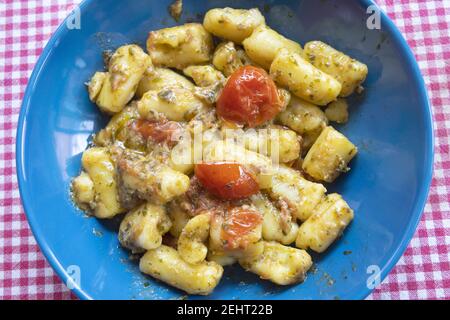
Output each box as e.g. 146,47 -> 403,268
216,65 -> 282,127
221,208 -> 262,250
195,162 -> 259,200
130,119 -> 182,146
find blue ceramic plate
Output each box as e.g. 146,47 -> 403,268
16,0 -> 433,300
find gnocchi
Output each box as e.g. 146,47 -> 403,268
243,25 -> 303,69
302,126 -> 358,183
167,201 -> 191,238
178,213 -> 211,264
71,172 -> 95,211
137,87 -> 210,122
78,147 -> 124,219
136,67 -> 195,98
73,7 -> 367,295
209,209 -> 264,260
204,8 -> 265,44
115,148 -> 190,205
183,65 -> 225,87
139,245 -> 223,295
296,194 -> 354,253
147,23 -> 214,69
88,45 -> 152,114
212,41 -> 253,76
303,41 -> 368,97
270,49 -> 342,106
251,193 -> 299,245
119,203 -> 171,253
325,98 -> 349,124
278,97 -> 328,136
207,251 -> 238,267
277,96 -> 328,152
269,165 -> 326,221
94,104 -> 139,147
241,125 -> 301,163
239,241 -> 312,285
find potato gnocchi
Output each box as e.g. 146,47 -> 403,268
72,7 -> 367,295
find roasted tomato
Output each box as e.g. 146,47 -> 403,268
195,162 -> 259,200
216,65 -> 282,127
130,119 -> 182,146
221,207 -> 262,250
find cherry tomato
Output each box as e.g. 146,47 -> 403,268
195,162 -> 259,200
221,208 -> 262,250
216,65 -> 282,127
131,119 -> 182,146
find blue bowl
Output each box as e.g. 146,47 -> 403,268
16,0 -> 433,300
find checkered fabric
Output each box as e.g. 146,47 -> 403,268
0,0 -> 448,300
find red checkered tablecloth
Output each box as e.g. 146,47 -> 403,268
0,0 -> 449,300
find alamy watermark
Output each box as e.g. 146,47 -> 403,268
66,265 -> 81,290
66,6 -> 81,30
366,265 -> 381,289
367,5 -> 381,30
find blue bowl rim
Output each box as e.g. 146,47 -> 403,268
15,0 -> 435,300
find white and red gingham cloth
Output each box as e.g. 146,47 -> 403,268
0,0 -> 449,300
